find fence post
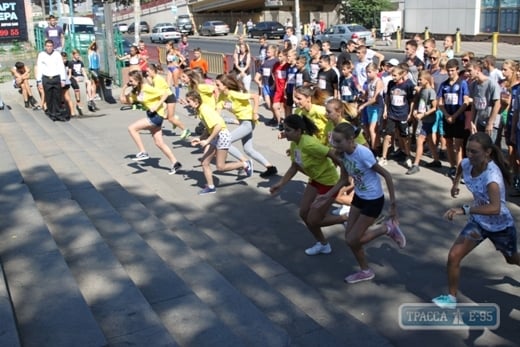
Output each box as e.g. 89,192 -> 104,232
491,32 -> 498,56
396,26 -> 401,49
455,27 -> 461,54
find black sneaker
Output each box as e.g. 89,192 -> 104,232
266,118 -> 278,127
24,100 -> 30,108
87,101 -> 95,112
169,162 -> 182,175
260,166 -> 278,178
425,160 -> 442,168
29,96 -> 38,107
0,105 -> 4,110
446,167 -> 456,178
76,105 -> 84,116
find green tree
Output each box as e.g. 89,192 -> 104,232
338,0 -> 396,28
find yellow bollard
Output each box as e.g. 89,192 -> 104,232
424,26 -> 430,40
455,27 -> 461,54
396,26 -> 401,49
491,32 -> 498,56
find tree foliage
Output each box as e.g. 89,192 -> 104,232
338,0 -> 396,28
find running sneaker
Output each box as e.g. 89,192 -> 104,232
344,269 -> 375,284
76,105 -> 84,116
198,185 -> 216,195
169,162 -> 182,175
406,165 -> 420,175
385,219 -> 406,248
132,152 -> 149,161
244,159 -> 254,177
404,157 -> 413,169
432,294 -> 457,309
260,166 -> 278,178
446,166 -> 456,179
304,242 -> 332,256
331,205 -> 351,216
180,128 -> 191,140
377,157 -> 387,166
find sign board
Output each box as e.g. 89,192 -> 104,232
265,0 -> 283,7
380,11 -> 402,34
0,0 -> 28,43
171,5 -> 178,14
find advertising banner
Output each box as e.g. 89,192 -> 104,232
0,1 -> 28,43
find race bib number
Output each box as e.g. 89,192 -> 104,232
318,77 -> 326,90
444,92 -> 458,105
296,74 -> 303,86
294,149 -> 303,167
262,68 -> 271,77
417,99 -> 426,113
276,70 -> 286,79
391,94 -> 405,106
287,73 -> 296,84
341,85 -> 352,96
474,97 -> 487,110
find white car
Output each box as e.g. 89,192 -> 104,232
114,23 -> 129,33
150,26 -> 181,43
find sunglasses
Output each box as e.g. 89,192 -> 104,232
462,58 -> 469,62
430,57 -> 439,61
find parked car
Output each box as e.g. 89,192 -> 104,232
113,22 -> 128,33
176,15 -> 194,36
127,21 -> 150,34
314,24 -> 375,50
150,26 -> 181,43
247,21 -> 285,39
199,20 -> 230,36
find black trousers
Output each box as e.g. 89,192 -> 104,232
42,75 -> 63,118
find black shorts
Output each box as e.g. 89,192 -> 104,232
165,93 -> 177,104
384,118 -> 409,137
443,119 -> 467,139
70,77 -> 82,90
352,194 -> 384,218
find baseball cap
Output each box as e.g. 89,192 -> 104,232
387,58 -> 399,66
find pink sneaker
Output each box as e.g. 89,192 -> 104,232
386,219 -> 406,248
344,269 -> 375,284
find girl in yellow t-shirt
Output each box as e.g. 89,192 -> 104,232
215,74 -> 278,178
186,91 -> 252,195
120,70 -> 181,175
293,86 -> 329,143
147,63 -> 190,139
270,114 -> 347,256
180,68 -> 216,110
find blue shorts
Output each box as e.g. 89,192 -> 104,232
351,194 -> 384,218
362,105 -> 381,125
460,220 -> 518,257
261,85 -> 274,99
432,109 -> 444,136
419,121 -> 434,136
146,111 -> 164,127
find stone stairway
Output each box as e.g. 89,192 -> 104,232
0,96 -> 393,346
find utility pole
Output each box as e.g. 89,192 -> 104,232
134,0 -> 141,44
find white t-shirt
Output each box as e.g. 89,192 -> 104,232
341,144 -> 383,200
461,158 -> 514,231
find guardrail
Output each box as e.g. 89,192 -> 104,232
156,46 -> 227,75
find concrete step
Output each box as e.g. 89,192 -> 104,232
0,109 -> 107,347
62,102 -> 391,346
50,103 -> 292,346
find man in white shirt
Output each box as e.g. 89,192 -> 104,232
284,27 -> 298,48
36,39 -> 68,121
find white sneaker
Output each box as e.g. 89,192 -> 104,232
405,157 -> 413,169
331,205 -> 351,216
378,157 -> 387,166
304,242 -> 332,256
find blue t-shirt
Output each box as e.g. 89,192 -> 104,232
437,78 -> 469,120
387,79 -> 415,121
339,75 -> 358,102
